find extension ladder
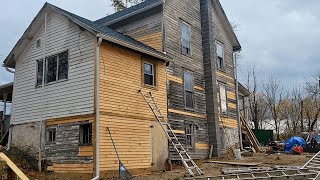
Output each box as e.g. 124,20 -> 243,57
139,90 -> 203,176
302,151 -> 320,179
240,116 -> 261,153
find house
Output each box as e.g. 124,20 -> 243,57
1,0 -> 242,178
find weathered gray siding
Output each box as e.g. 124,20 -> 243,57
12,12 -> 96,125
164,0 -> 209,159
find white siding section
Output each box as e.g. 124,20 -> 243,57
12,12 -> 96,124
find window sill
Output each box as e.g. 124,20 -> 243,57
45,142 -> 56,145
181,52 -> 192,58
35,78 -> 68,89
143,84 -> 158,91
79,143 -> 93,147
217,69 -> 226,73
184,107 -> 195,112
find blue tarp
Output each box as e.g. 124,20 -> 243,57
285,137 -> 306,153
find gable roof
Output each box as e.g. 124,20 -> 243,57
95,0 -> 163,26
2,2 -> 170,68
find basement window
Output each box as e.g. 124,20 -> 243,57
46,128 -> 56,143
144,62 -> 155,86
185,123 -> 194,147
79,123 -> 92,146
181,21 -> 191,56
216,42 -> 224,70
184,71 -> 194,109
219,84 -> 228,114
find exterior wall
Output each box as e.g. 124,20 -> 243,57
163,0 -> 209,159
109,6 -> 163,51
98,43 -> 168,176
11,11 -> 96,126
45,114 -> 94,173
212,6 -> 239,146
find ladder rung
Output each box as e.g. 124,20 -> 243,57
180,151 -> 187,154
188,166 -> 196,170
183,159 -> 192,162
161,122 -> 168,125
158,116 -> 164,118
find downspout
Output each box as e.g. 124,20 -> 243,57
234,52 -> 243,150
93,37 -> 102,180
39,11 -> 48,172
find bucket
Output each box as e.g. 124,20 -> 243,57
233,149 -> 241,160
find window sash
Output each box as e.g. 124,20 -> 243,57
181,21 -> 191,54
144,62 -> 155,86
184,72 -> 194,108
80,124 -> 92,145
220,84 -> 227,114
36,51 -> 68,86
185,123 -> 193,146
47,128 -> 56,143
216,42 -> 224,70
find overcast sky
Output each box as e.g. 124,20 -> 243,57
0,0 -> 319,89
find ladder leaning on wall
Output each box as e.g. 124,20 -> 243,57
139,90 -> 204,176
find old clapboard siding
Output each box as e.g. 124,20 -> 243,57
212,6 -> 238,130
109,7 -> 163,51
98,43 -> 167,172
12,11 -> 95,125
164,0 -> 209,160
45,115 -> 94,170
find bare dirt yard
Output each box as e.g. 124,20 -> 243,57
133,153 -> 312,180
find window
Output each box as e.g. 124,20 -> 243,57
184,71 -> 194,108
36,60 -> 43,86
144,62 -> 155,86
216,42 -> 224,70
46,128 -> 56,143
219,84 -> 227,114
185,123 -> 194,147
181,21 -> 191,55
36,50 -> 68,86
36,39 -> 41,48
79,124 -> 92,145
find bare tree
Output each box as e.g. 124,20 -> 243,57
111,0 -> 144,12
303,73 -> 320,131
247,67 -> 268,129
285,87 -> 303,135
263,75 -> 285,140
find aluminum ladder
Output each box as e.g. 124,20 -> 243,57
302,151 -> 320,179
139,90 -> 203,176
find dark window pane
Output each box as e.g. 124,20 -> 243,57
185,91 -> 193,108
46,56 -> 57,83
181,22 -> 191,55
36,60 -> 43,86
80,124 -> 92,145
217,57 -> 224,70
58,51 -> 68,80
144,74 -> 153,86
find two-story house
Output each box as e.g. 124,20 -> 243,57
2,0 -> 241,178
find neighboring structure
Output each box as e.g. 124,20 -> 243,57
2,0 -> 242,178
0,82 -> 13,145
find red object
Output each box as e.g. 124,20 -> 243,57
292,145 -> 303,154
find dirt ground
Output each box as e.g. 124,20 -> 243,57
133,152 -> 312,180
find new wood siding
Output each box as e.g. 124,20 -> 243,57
164,0 -> 209,159
98,43 -> 167,172
12,11 -> 96,125
108,7 -> 163,51
212,8 -> 238,129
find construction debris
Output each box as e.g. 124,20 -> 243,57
221,166 -> 301,175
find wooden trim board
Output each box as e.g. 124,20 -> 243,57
0,153 -> 29,180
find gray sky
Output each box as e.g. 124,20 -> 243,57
0,0 -> 319,89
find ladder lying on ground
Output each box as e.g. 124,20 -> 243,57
185,168 -> 318,180
302,151 -> 320,179
240,116 -> 262,153
139,90 -> 203,176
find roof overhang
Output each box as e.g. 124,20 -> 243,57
238,82 -> 250,97
2,2 -> 170,69
212,0 -> 241,51
97,33 -> 171,63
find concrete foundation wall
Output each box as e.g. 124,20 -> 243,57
151,122 -> 168,171
11,122 -> 43,156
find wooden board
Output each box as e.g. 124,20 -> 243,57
0,153 -> 29,180
208,160 -> 263,166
